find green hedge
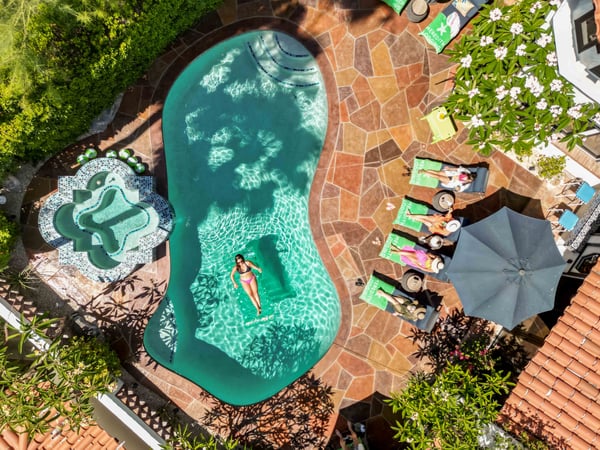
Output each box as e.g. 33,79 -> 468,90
0,212 -> 18,271
0,0 -> 223,178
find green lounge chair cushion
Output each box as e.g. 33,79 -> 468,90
381,0 -> 409,14
359,275 -> 395,310
379,233 -> 415,265
409,158 -> 443,188
393,198 -> 429,232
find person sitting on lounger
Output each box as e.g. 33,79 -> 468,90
406,208 -> 461,236
375,288 -> 427,321
390,244 -> 445,273
419,167 -> 476,192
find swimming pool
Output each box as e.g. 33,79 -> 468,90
144,31 -> 340,405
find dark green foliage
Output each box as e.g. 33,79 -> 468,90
0,212 -> 18,271
0,0 -> 222,178
409,309 -> 529,388
0,315 -> 121,435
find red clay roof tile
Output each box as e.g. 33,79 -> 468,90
502,261 -> 600,447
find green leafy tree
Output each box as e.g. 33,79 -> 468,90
387,364 -> 513,449
0,0 -> 222,178
0,314 -> 121,435
161,424 -> 246,450
445,0 -> 600,156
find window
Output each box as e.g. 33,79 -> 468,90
574,9 -> 600,53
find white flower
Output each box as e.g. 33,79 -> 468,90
515,44 -> 527,56
468,87 -> 480,98
536,99 -> 548,110
469,114 -> 484,128
568,105 -> 582,119
530,1 -> 542,13
536,33 -> 553,48
546,52 -> 558,66
551,132 -> 561,140
495,85 -> 508,100
525,74 -> 544,97
534,123 -> 542,131
410,412 -> 419,421
512,135 -> 519,143
550,105 -> 563,117
550,79 -> 563,92
461,54 -> 473,68
509,86 -> 522,99
480,36 -> 493,46
510,23 -> 524,35
489,8 -> 502,21
494,46 -> 508,60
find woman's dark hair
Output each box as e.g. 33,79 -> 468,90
235,254 -> 244,264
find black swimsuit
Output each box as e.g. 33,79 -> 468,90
237,264 -> 252,274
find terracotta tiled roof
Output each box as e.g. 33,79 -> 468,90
0,419 -> 124,450
501,261 -> 600,450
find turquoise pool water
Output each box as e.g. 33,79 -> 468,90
144,31 -> 340,405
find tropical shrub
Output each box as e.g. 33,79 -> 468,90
536,154 -> 566,180
387,364 -> 513,449
0,315 -> 121,435
0,212 -> 18,271
161,424 -> 245,450
445,0 -> 600,156
0,0 -> 222,178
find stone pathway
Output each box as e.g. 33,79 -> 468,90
18,0 -> 579,445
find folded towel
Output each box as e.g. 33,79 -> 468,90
420,0 -> 488,53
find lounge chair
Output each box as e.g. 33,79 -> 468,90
420,0 -> 488,53
409,157 -> 489,195
379,231 -> 451,282
359,272 -> 441,332
393,197 -> 463,242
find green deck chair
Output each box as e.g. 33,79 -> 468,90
359,272 -> 440,331
380,231 -> 451,281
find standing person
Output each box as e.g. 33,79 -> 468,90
230,254 -> 263,315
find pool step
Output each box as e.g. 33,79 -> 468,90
247,32 -> 320,88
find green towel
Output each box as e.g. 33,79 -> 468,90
409,158 -> 443,188
234,277 -> 274,327
381,0 -> 409,14
379,233 -> 415,265
359,275 -> 395,310
394,198 -> 429,232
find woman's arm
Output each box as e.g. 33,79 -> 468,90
247,261 -> 263,273
230,266 -> 238,288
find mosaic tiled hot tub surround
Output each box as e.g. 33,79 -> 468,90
38,157 -> 173,282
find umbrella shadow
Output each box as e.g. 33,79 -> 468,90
456,187 -> 545,223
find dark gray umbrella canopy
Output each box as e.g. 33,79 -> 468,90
447,207 -> 566,330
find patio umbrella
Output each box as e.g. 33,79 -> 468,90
446,207 -> 566,330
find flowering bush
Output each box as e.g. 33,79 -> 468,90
387,364 -> 513,448
445,0 -> 600,156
